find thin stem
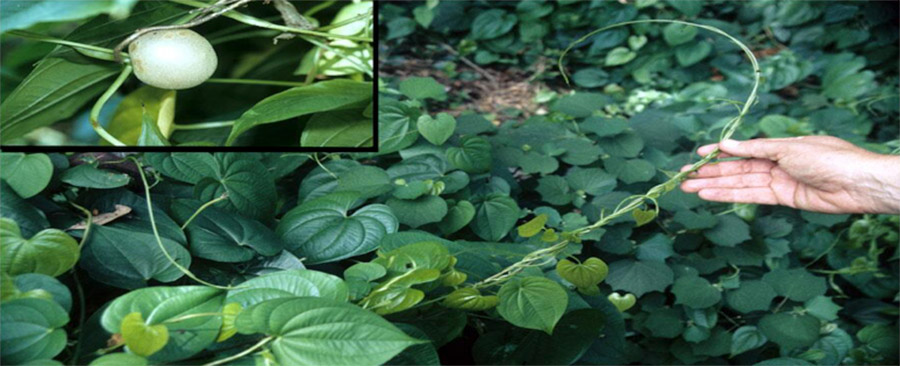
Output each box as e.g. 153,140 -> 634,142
170,0 -> 373,42
317,9 -> 374,32
6,30 -> 128,62
311,153 -> 337,179
205,78 -> 305,87
204,336 -> 273,366
180,194 -> 229,230
173,121 -> 235,130
304,0 -> 335,17
69,202 -> 94,248
91,66 -> 132,146
130,156 -> 233,290
475,19 -> 762,291
68,268 -> 87,365
301,36 -> 373,77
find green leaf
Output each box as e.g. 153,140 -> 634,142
0,218 -> 79,277
517,214 -> 548,238
470,193 -> 520,241
300,109 -> 373,147
170,199 -> 282,263
60,164 -> 131,189
277,192 -> 398,264
726,280 -> 777,313
758,313 -> 821,351
377,100 -> 420,154
79,224 -> 190,289
235,297 -> 424,366
417,112 -> 456,146
0,153 -> 53,198
536,175 -> 573,206
497,277 -> 568,334
120,312 -> 168,357
0,298 -> 69,364
606,157 -> 656,184
443,288 -> 500,311
101,286 -> 225,362
632,208 -> 657,227
469,9 -> 517,40
662,23 -> 698,46
675,41 -> 712,67
804,296 -> 841,321
0,182 -> 49,238
557,257 -> 608,288
704,214 -> 751,247
606,259 -> 674,297
666,0 -> 702,16
7,273 -> 72,312
438,200 -> 475,235
89,353 -> 148,366
446,136 -> 492,173
225,269 -> 349,308
607,292 -> 636,312
671,275 -> 722,309
551,93 -> 611,118
192,153 -> 278,222
106,86 -> 175,146
0,0 -> 136,33
227,79 -> 372,144
604,47 -> 637,66
216,302 -> 242,342
643,307 -> 684,338
387,196 -> 448,228
336,165 -> 392,200
762,268 -> 827,302
298,159 -> 360,202
598,132 -> 644,157
0,54 -> 118,143
566,167 -> 616,196
412,5 -> 434,28
730,325 -> 767,357
398,77 -> 446,101
142,153 -> 218,184
472,309 -> 605,365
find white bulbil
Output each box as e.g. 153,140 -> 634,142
128,29 -> 217,90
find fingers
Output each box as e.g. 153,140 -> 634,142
696,188 -> 780,205
680,159 -> 775,178
696,139 -> 797,160
681,173 -> 773,192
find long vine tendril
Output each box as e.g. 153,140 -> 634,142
471,19 -> 762,290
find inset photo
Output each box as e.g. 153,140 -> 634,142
1,0 -> 373,149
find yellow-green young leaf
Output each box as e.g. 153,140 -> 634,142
556,257 -> 609,288
137,106 -> 170,146
105,86 -> 176,146
577,284 -> 601,296
216,303 -> 242,342
632,208 -> 657,227
607,292 -> 636,312
517,213 -> 548,238
541,228 -> 559,243
120,312 -> 169,357
441,269 -> 467,287
0,218 -> 79,277
443,288 -> 499,311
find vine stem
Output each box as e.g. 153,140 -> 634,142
203,336 -> 273,366
91,66 -> 132,146
473,19 -> 762,290
5,30 -> 128,61
129,156 -> 233,290
180,193 -> 229,230
170,0 -> 373,43
173,121 -> 235,130
68,202 -> 94,248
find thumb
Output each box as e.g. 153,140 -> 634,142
719,139 -> 788,161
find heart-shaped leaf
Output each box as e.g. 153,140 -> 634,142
438,200 -> 475,235
235,297 -> 424,366
170,199 -> 282,263
0,298 -> 69,364
607,292 -> 637,312
101,286 -> 225,362
628,35 -> 647,50
0,153 -> 53,198
417,112 -> 456,146
120,312 -> 169,357
556,257 -> 609,288
497,277 -> 568,334
632,208 -> 657,227
0,218 -> 79,277
276,192 -> 398,264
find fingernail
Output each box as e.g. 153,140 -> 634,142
721,139 -> 739,149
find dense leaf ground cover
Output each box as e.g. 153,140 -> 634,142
377,0 -> 900,365
0,0 -> 373,147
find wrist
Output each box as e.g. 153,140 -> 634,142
863,154 -> 900,214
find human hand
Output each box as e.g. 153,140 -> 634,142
680,136 -> 900,214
